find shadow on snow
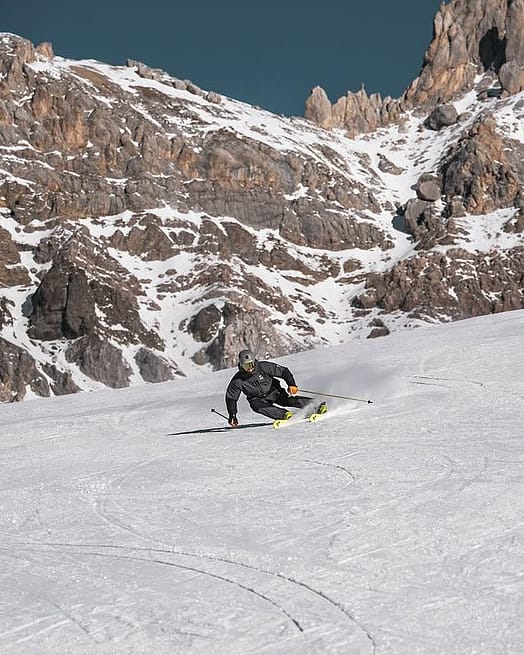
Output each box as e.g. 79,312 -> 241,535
168,422 -> 273,436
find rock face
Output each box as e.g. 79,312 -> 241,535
424,104 -> 460,131
29,267 -> 96,340
66,336 -> 132,388
416,174 -> 441,202
305,85 -> 404,136
405,0 -> 524,106
135,348 -> 179,383
0,337 -> 50,402
306,0 -> 524,134
0,21 -> 522,401
354,248 -> 524,319
440,116 -> 522,214
188,301 -> 302,370
403,199 -> 445,249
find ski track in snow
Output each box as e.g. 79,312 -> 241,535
1,311 -> 524,654
87,411 -> 372,650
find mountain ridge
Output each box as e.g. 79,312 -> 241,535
0,0 -> 522,401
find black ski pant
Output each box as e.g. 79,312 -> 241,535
248,389 -> 312,420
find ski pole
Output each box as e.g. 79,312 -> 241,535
299,389 -> 373,404
211,408 -> 229,420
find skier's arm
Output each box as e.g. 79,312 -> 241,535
262,362 -> 297,391
225,378 -> 241,425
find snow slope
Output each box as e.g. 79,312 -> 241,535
1,311 -> 523,654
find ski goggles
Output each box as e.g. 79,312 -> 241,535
241,361 -> 255,372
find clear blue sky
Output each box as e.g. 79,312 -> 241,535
4,1 -> 442,116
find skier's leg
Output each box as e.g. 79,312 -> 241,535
289,395 -> 313,409
249,397 -> 289,420
276,390 -> 312,410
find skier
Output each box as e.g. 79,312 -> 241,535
225,349 -> 320,427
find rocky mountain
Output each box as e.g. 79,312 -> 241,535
0,0 -> 522,401
305,0 -> 524,131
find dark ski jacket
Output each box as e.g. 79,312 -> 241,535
225,361 -> 296,416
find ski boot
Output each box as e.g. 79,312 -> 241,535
272,410 -> 293,429
308,402 -> 328,422
317,401 -> 328,414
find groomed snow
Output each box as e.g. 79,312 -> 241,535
1,311 -> 523,654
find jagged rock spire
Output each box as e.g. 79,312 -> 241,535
306,0 -> 524,132
405,0 -> 524,105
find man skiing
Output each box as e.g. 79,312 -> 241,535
225,349 -> 321,427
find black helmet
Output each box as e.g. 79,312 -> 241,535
238,349 -> 256,372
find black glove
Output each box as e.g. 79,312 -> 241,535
228,414 -> 239,427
